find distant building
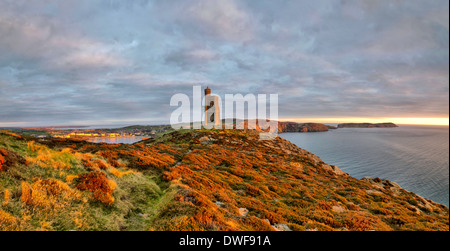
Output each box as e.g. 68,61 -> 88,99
204,86 -> 220,127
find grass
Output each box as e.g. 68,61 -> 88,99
0,131 -> 174,231
0,129 -> 448,231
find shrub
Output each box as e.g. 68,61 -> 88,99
0,154 -> 5,172
21,179 -> 82,212
241,216 -> 274,231
26,143 -> 74,170
340,211 -> 391,231
75,172 -> 116,205
163,170 -> 181,181
306,209 -> 335,226
0,210 -> 21,231
2,189 -> 10,207
97,150 -> 118,160
94,159 -> 109,170
0,148 -> 25,172
109,167 -> 133,178
123,149 -> 175,170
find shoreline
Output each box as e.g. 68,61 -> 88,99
280,126 -> 449,207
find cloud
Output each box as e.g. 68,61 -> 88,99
165,48 -> 220,70
0,10 -> 130,72
0,0 -> 448,126
181,0 -> 255,42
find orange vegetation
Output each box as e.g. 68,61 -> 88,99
0,150 -> 5,172
2,189 -> 10,207
0,210 -> 21,231
3,132 -> 22,139
0,147 -> 25,172
120,148 -> 175,170
75,172 -> 116,206
21,179 -> 82,211
79,154 -> 109,171
0,129 -> 447,231
152,130 -> 449,231
109,167 -> 133,178
26,142 -> 73,169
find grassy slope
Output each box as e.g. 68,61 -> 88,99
0,129 -> 448,231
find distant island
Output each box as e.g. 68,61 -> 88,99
337,123 -> 398,128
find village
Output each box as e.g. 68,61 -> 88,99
51,130 -> 151,139
4,124 -> 175,142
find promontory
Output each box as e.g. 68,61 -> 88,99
337,123 -> 398,128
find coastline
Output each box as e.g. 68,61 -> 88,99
280,125 -> 449,207
0,129 -> 448,231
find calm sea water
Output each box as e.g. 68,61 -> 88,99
86,136 -> 148,144
280,125 -> 449,207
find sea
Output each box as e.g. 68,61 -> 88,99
85,136 -> 149,144
280,125 -> 449,207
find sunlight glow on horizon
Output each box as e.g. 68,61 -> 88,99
282,117 -> 449,126
1,117 -> 448,128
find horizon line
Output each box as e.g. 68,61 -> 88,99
282,117 -> 449,126
0,117 -> 448,128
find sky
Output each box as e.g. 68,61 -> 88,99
0,0 -> 448,127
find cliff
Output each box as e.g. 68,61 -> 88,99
0,129 -> 447,231
278,122 -> 336,133
233,120 -> 335,133
337,123 -> 398,128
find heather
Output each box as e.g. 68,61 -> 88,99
0,129 -> 448,231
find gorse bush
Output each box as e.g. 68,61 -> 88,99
75,172 -> 116,206
120,148 -> 176,170
0,151 -> 5,172
2,189 -> 10,207
21,179 -> 82,212
0,210 -> 21,231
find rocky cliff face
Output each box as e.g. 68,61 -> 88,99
278,122 -> 335,133
337,123 -> 398,128
227,120 -> 335,133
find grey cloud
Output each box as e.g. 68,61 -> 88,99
0,0 -> 448,126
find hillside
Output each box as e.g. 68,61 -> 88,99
0,129 -> 448,231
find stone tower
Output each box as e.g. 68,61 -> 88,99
204,86 -> 220,127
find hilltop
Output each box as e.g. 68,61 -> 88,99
0,129 -> 447,231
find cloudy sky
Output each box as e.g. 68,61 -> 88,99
0,0 -> 448,126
